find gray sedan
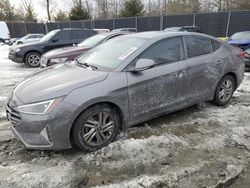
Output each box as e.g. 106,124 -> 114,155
6,31 -> 245,151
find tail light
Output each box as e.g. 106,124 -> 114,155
237,51 -> 245,59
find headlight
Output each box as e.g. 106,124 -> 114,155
50,57 -> 68,63
17,97 -> 63,115
14,48 -> 20,53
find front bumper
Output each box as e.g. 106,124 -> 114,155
6,100 -> 79,150
8,51 -> 23,63
40,56 -> 49,68
40,56 -> 61,68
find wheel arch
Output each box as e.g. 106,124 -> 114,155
223,72 -> 238,88
69,101 -> 126,144
23,50 -> 42,63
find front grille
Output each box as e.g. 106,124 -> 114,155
6,103 -> 21,127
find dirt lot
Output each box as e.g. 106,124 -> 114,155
0,44 -> 250,188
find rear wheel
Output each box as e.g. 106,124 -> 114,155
213,75 -> 236,106
72,104 -> 120,151
25,51 -> 41,67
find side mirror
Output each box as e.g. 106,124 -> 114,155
134,59 -> 156,72
51,38 -> 59,43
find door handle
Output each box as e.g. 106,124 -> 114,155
216,60 -> 222,64
175,71 -> 184,78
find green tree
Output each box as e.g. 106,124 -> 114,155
53,10 -> 68,21
69,0 -> 91,20
120,0 -> 144,17
0,0 -> 17,21
22,0 -> 37,22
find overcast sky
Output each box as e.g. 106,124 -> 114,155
9,0 -> 71,21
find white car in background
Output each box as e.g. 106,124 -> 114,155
15,34 -> 44,45
0,21 -> 10,44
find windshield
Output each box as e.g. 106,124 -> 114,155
77,37 -> 147,70
230,31 -> 250,40
40,30 -> 60,42
78,34 -> 107,48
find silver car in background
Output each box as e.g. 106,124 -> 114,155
6,31 -> 245,151
15,34 -> 44,45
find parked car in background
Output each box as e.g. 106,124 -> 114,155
217,37 -> 229,41
40,31 -> 129,67
112,28 -> 138,32
15,34 -> 44,45
227,31 -> 250,50
244,49 -> 250,71
6,31 -> 245,151
164,26 -> 202,33
93,29 -> 110,33
0,21 -> 10,44
8,28 -> 97,67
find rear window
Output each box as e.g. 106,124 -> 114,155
71,30 -> 97,40
185,36 -> 213,58
53,30 -> 71,41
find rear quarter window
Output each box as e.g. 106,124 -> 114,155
185,36 -> 213,58
211,40 -> 221,52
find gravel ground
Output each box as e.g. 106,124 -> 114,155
0,44 -> 250,188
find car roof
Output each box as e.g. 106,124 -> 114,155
61,28 -> 95,31
123,31 -> 218,42
99,31 -> 131,37
125,31 -> 196,38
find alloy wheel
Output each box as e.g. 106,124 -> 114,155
82,112 -> 115,146
218,79 -> 234,103
27,53 -> 40,67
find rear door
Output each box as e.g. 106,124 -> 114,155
126,37 -> 190,123
43,30 -> 72,53
184,35 -> 222,102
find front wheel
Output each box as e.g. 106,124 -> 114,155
72,104 -> 120,151
25,52 -> 41,67
213,75 -> 236,106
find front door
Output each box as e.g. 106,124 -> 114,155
126,37 -> 190,123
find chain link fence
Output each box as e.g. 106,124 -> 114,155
7,10 -> 250,38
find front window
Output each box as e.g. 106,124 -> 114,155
77,37 -> 147,70
140,37 -> 184,65
78,34 -> 107,48
230,32 -> 250,40
40,30 -> 60,42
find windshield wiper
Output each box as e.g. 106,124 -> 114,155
84,63 -> 98,70
75,59 -> 98,70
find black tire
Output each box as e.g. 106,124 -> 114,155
17,42 -> 23,45
0,38 -> 5,44
72,104 -> 120,151
213,75 -> 236,106
24,51 -> 41,67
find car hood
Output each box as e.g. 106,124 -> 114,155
227,39 -> 250,45
10,41 -> 46,51
13,63 -> 108,104
43,46 -> 90,58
